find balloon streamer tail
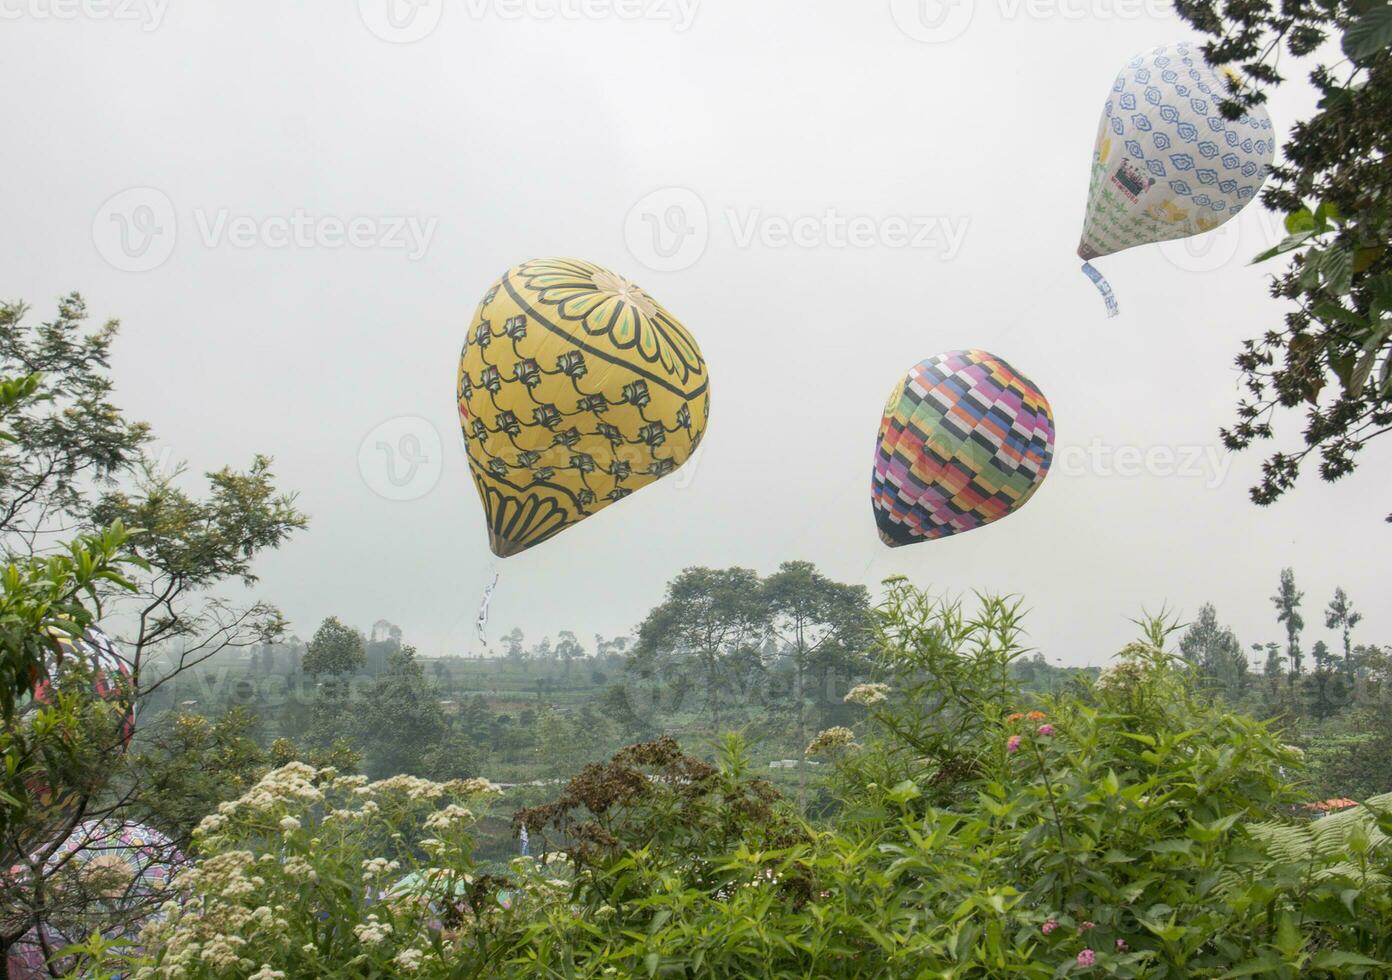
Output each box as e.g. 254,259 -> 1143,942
1081,261 -> 1119,318
476,568 -> 500,648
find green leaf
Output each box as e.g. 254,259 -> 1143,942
1343,5 -> 1392,62
1285,208 -> 1316,234
1322,248 -> 1355,293
1221,956 -> 1284,978
1311,300 -> 1368,328
1368,274 -> 1392,317
1311,951 -> 1388,970
887,779 -> 921,804
1252,230 -> 1316,264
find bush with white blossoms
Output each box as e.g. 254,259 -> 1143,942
100,764 -> 510,979
843,682 -> 890,707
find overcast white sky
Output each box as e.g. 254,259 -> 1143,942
1,0 -> 1384,666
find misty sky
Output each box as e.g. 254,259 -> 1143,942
1,0 -> 1384,667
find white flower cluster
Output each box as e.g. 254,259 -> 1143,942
364,773 -> 446,802
353,914 -> 394,946
423,804 -> 474,833
1095,660 -> 1147,694
806,726 -> 858,756
361,857 -> 401,882
844,683 -> 891,707
134,764 -> 508,977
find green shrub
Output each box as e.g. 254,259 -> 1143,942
103,585 -> 1392,978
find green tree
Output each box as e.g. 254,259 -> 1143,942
302,616 -> 366,678
1325,587 -> 1363,668
0,297 -> 305,973
0,295 -> 150,551
761,561 -> 871,762
632,566 -> 765,730
357,645 -> 448,779
1272,567 -> 1305,675
555,630 -> 584,675
1179,603 -> 1249,695
1169,1 -> 1392,516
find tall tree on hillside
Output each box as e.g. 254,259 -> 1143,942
302,617 -> 366,677
1272,568 -> 1306,676
1311,639 -> 1332,674
357,646 -> 448,778
761,562 -> 872,759
1325,588 -> 1363,669
502,628 -> 525,661
302,618 -> 365,750
633,567 -> 765,730
1179,604 -> 1249,695
556,630 -> 585,675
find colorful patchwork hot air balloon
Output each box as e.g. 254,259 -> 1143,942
457,258 -> 710,558
1077,41 -> 1275,315
871,350 -> 1054,546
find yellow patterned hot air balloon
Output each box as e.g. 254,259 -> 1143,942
457,258 -> 710,557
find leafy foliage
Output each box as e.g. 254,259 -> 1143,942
1170,0 -> 1392,516
107,586 -> 1392,978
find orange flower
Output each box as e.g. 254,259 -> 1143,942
1006,713 -> 1024,723
1026,711 -> 1047,721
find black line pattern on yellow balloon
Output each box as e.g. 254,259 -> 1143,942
501,266 -> 708,400
459,261 -> 709,553
472,476 -> 571,556
509,258 -> 705,388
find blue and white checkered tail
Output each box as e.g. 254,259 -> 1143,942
1081,261 -> 1119,318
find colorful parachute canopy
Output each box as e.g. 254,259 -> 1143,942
9,820 -> 184,977
1077,41 -> 1275,315
871,350 -> 1054,546
388,867 -> 473,899
20,627 -> 135,833
458,257 -> 710,558
28,626 -> 135,745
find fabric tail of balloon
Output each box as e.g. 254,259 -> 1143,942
1078,246 -> 1118,318
475,571 -> 500,647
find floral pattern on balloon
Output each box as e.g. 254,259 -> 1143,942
513,257 -> 705,386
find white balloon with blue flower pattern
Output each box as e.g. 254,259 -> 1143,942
1077,42 -> 1275,315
